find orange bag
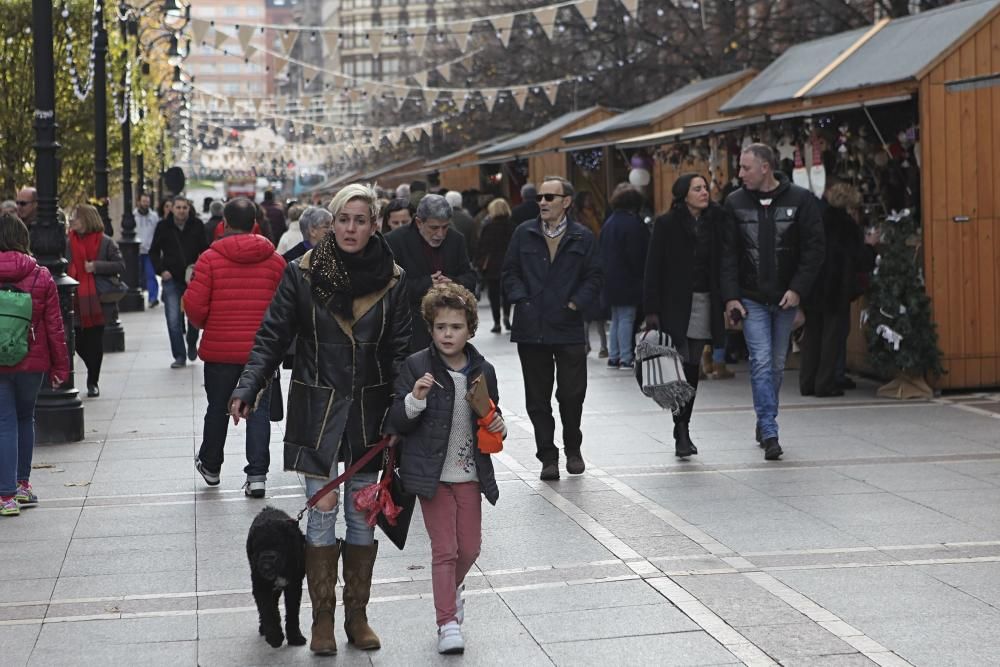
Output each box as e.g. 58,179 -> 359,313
476,401 -> 503,454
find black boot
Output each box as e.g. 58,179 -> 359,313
674,364 -> 700,458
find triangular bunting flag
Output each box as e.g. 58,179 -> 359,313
349,88 -> 362,102
622,0 -> 640,18
452,21 -> 473,53
411,30 -> 427,55
423,88 -> 437,109
483,89 -> 498,113
243,44 -> 257,60
369,30 -> 383,58
302,64 -> 319,83
191,18 -> 210,45
512,87 -> 529,110
300,96 -> 311,113
280,30 -> 300,55
414,70 -> 428,88
543,83 -> 559,105
323,31 -> 339,55
238,25 -> 255,54
437,62 -> 451,82
363,81 -> 379,97
213,28 -> 229,50
578,0 -> 599,26
535,6 -> 558,40
272,55 -> 289,73
492,14 -> 514,48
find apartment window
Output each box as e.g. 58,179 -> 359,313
381,57 -> 399,75
224,6 -> 238,16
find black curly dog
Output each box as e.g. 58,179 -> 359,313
247,506 -> 307,648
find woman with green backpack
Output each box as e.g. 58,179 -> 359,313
0,213 -> 69,517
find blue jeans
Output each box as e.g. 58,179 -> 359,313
197,363 -> 271,478
161,279 -> 198,362
140,254 -> 159,303
0,373 -> 45,497
741,299 -> 797,440
608,305 -> 637,364
304,471 -> 378,547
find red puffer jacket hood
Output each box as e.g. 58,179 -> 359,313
210,231 -> 277,263
182,233 -> 286,364
0,251 -> 71,380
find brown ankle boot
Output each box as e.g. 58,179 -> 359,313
341,540 -> 381,650
305,543 -> 340,655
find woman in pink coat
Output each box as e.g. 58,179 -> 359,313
0,213 -> 70,517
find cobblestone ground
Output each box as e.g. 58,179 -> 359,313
4,305 -> 1000,666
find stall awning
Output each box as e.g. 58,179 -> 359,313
562,70 -> 752,142
613,128 -> 683,150
424,135 -> 516,170
677,115 -> 767,141
768,95 -> 912,121
558,141 -> 610,153
721,0 -> 1000,113
479,107 -> 608,157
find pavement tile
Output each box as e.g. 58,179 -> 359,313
779,653 -> 878,666
72,503 -> 195,538
739,622 -> 857,660
0,577 -> 56,604
678,573 -> 805,627
33,614 -> 197,648
59,533 -> 196,577
499,579 -> 665,616
28,640 -> 199,667
0,624 -> 42,667
518,602 -> 697,643
50,571 -> 197,600
541,630 -> 738,666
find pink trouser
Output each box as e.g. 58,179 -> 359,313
419,481 -> 482,626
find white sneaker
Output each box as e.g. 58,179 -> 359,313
455,582 -> 465,625
243,479 -> 265,498
437,621 -> 465,655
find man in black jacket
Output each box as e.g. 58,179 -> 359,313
510,183 -> 540,224
721,144 -> 824,461
149,197 -> 209,368
502,176 -> 602,480
386,194 -> 477,351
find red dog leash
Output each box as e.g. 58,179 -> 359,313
296,436 -> 393,521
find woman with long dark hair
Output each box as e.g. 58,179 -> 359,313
643,174 -> 727,458
230,183 -> 411,655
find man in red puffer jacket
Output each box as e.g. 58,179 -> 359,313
183,198 -> 285,497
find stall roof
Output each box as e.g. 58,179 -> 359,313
810,0 -> 1000,97
424,135 -> 515,169
562,71 -> 752,142
479,107 -> 608,157
612,114 -> 768,150
721,0 -> 1000,113
359,157 -> 424,181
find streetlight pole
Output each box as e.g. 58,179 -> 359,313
31,0 -> 85,444
94,0 -> 126,350
117,5 -> 144,312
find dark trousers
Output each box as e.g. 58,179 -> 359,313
75,326 -> 105,386
517,343 -> 587,464
486,279 -> 509,327
799,305 -> 847,395
197,362 -> 272,478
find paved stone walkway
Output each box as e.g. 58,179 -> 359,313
4,305 -> 1000,666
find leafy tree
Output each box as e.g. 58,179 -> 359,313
0,0 -> 167,203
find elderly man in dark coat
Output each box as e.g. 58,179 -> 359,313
386,194 -> 477,351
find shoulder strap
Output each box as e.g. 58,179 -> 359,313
299,436 -> 392,519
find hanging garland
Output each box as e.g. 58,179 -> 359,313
62,0 -> 100,102
571,148 -> 603,172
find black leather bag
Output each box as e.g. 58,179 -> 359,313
269,370 -> 283,422
376,448 -> 416,550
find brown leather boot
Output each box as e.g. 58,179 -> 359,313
341,540 -> 381,650
305,543 -> 340,655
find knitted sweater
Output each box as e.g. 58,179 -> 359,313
404,368 -> 478,484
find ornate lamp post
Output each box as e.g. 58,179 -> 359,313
32,0 -> 85,443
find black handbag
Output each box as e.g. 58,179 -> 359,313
376,448 -> 416,550
269,370 -> 284,422
95,274 -> 127,303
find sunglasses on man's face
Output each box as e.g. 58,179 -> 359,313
15,201 -> 33,207
536,193 -> 566,202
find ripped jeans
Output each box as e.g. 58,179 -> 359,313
303,472 -> 378,547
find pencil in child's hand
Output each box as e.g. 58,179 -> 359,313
432,378 -> 444,389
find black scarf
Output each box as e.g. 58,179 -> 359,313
310,233 -> 395,320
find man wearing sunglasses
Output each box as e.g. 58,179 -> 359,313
15,188 -> 37,227
502,176 -> 602,481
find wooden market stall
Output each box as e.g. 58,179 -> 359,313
713,0 -> 1000,390
559,70 -> 757,212
476,106 -> 615,202
422,136 -> 515,193
358,157 -> 427,191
